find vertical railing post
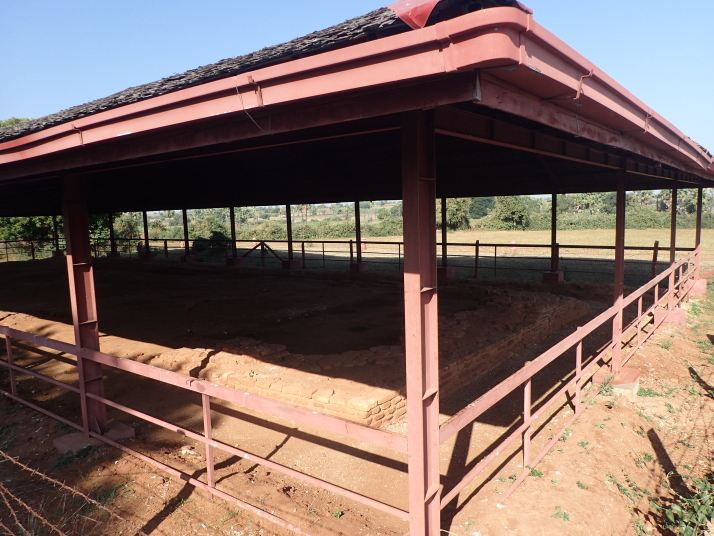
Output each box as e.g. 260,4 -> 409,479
301,242 -> 306,269
164,239 -> 168,259
5,337 -> 16,396
349,240 -> 354,264
62,175 -> 107,436
474,240 -> 480,279
402,110 -> 440,536
260,242 -> 266,267
611,169 -> 626,375
651,240 -> 659,278
523,363 -> 532,469
575,340 -> 583,413
637,297 -> 643,348
398,242 -> 402,273
202,394 -> 215,489
322,242 -> 326,269
30,242 -> 35,261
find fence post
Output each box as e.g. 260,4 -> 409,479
31,242 -> 35,261
651,240 -> 659,279
474,240 -> 480,279
301,242 -> 306,269
575,340 -> 582,413
202,394 -> 215,488
4,337 -> 16,396
4,242 -> 8,262
260,242 -> 265,267
322,242 -> 326,269
164,240 -> 168,259
398,243 -> 402,273
350,240 -> 354,264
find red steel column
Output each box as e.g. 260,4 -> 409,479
402,110 -> 440,536
229,206 -> 238,258
695,188 -> 703,279
182,209 -> 190,257
611,170 -> 626,374
441,198 -> 448,267
142,211 -> 150,256
109,213 -> 117,254
550,194 -> 558,272
355,202 -> 362,264
670,187 -> 678,264
286,205 -> 294,261
62,175 -> 107,435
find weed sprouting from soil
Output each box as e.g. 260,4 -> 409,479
551,506 -> 570,521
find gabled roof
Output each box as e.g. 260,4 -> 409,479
0,0 -> 516,143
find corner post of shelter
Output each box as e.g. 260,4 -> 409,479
611,169 -> 626,375
62,175 -> 107,435
350,201 -> 368,273
141,211 -> 153,260
51,214 -> 64,258
437,198 -> 455,279
226,206 -> 243,266
668,187 -> 679,310
180,208 -> 195,263
691,187 -> 708,294
283,205 -> 300,269
402,109 -> 440,536
595,168 -> 640,396
542,193 -> 563,283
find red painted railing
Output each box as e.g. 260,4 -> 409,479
0,248 -> 700,532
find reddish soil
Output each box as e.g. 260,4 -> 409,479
0,259 -> 712,536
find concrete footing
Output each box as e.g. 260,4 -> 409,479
542,270 -> 564,283
350,262 -> 369,273
180,255 -> 197,263
226,256 -> 244,267
437,265 -> 457,279
282,259 -> 301,270
53,420 -> 136,455
691,279 -> 708,295
654,308 -> 687,328
593,366 -> 641,401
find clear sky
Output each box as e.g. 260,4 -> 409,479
2,0 -> 712,151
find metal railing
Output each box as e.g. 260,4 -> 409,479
0,247 -> 701,531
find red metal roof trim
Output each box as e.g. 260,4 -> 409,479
387,0 -> 441,30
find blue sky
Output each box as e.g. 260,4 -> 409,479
2,0 -> 712,151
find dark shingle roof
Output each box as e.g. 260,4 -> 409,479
0,1 -> 515,143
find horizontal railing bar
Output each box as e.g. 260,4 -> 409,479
85,392 -> 408,519
81,348 -> 407,453
0,328 -> 76,356
87,431 -> 314,536
0,359 -> 80,394
0,388 -> 83,432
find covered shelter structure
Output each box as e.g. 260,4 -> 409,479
1,1 -> 713,534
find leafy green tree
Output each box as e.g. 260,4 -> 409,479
436,198 -> 471,230
492,196 -> 531,230
0,117 -> 31,129
469,197 -> 495,219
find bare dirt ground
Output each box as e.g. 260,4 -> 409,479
0,259 -> 712,536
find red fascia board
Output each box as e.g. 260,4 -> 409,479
0,6 -> 711,178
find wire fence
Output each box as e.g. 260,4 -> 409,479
0,237 -> 695,286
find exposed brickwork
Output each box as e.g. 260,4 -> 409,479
148,290 -> 588,429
